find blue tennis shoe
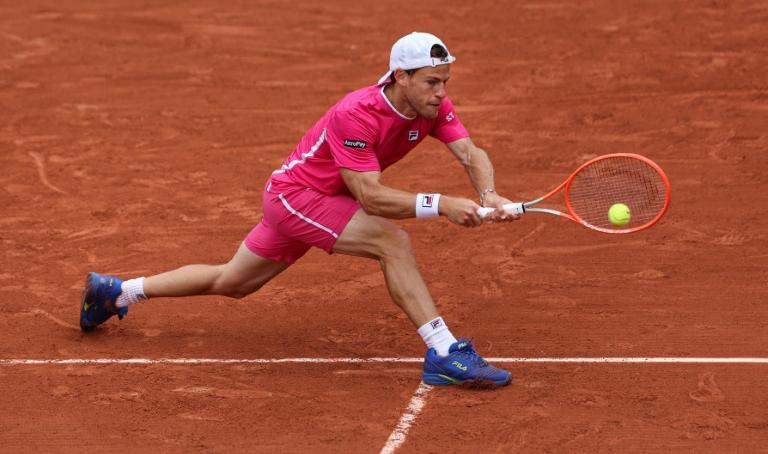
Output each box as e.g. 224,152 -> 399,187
79,272 -> 128,332
423,339 -> 512,388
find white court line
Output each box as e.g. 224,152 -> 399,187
0,358 -> 415,365
4,357 -> 767,454
3,357 -> 768,365
380,382 -> 433,454
489,357 -> 768,364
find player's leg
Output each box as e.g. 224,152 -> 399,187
143,242 -> 290,299
257,188 -> 443,327
332,210 -> 511,388
79,242 -> 292,332
332,210 -> 438,327
79,217 -> 309,332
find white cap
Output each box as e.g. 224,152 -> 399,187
377,32 -> 457,85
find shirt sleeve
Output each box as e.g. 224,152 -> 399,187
325,110 -> 381,172
430,96 -> 470,143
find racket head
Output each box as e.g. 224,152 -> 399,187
563,153 -> 670,234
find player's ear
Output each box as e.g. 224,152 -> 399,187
393,68 -> 410,87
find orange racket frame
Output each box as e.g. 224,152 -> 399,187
477,153 -> 671,234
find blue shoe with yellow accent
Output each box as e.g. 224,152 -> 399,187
79,272 -> 128,332
422,339 -> 512,388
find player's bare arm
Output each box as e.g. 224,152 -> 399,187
446,137 -> 518,222
339,168 -> 482,227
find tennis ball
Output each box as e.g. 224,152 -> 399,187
608,203 -> 631,227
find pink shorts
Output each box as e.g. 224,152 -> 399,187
244,183 -> 361,264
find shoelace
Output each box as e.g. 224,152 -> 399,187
455,340 -> 488,367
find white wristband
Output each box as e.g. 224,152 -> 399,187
415,193 -> 441,218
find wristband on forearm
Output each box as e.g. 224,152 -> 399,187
415,193 -> 441,218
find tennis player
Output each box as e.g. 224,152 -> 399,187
80,32 -> 517,388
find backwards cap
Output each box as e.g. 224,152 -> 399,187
377,32 -> 457,85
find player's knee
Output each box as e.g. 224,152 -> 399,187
225,284 -> 262,299
229,287 -> 256,299
378,226 -> 414,260
392,228 -> 413,252
216,278 -> 263,299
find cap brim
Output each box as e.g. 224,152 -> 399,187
377,70 -> 393,85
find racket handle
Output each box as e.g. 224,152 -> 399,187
477,203 -> 525,219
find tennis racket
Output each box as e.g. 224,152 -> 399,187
477,153 -> 671,234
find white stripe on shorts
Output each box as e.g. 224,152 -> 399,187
278,193 -> 339,239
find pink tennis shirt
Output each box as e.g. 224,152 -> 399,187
269,84 -> 469,194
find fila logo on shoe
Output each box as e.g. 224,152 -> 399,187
452,361 -> 467,371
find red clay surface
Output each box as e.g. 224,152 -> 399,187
1,0 -> 767,452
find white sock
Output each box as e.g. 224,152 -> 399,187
418,316 -> 458,357
116,277 -> 147,308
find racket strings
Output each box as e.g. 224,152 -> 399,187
566,157 -> 668,229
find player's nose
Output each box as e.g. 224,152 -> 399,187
435,83 -> 447,98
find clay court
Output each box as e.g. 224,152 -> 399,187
2,0 -> 767,452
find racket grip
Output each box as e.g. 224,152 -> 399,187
477,203 -> 525,219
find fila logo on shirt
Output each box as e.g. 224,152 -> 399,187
445,112 -> 455,122
343,139 -> 367,149
408,130 -> 419,141
421,195 -> 435,208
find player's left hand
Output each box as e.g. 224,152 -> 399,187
481,192 -> 520,223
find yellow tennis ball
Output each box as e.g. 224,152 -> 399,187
608,203 -> 631,227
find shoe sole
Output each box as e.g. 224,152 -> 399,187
423,372 -> 512,388
79,273 -> 97,332
80,273 -> 96,333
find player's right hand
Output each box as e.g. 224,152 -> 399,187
439,196 -> 482,227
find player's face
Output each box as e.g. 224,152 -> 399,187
403,65 -> 451,119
